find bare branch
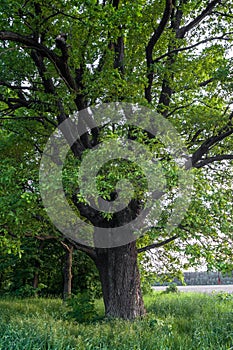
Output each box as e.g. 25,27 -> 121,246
60,240 -> 73,252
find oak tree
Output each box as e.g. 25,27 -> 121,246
0,0 -> 233,319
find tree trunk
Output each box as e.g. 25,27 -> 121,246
63,244 -> 73,300
95,241 -> 146,319
33,269 -> 39,289
33,241 -> 44,290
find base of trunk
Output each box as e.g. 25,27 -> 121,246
96,241 -> 146,319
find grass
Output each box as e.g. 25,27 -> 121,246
0,292 -> 233,349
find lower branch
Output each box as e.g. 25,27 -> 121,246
138,234 -> 178,253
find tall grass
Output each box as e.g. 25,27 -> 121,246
0,292 -> 232,349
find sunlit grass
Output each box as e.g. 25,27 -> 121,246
0,292 -> 232,349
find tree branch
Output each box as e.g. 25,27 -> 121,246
166,101 -> 197,118
0,80 -> 38,91
138,234 -> 178,253
0,94 -> 32,110
41,10 -> 85,25
0,31 -> 77,92
145,0 -> 173,103
112,0 -> 120,9
178,0 -> 222,37
198,78 -> 215,87
146,0 -> 173,64
194,154 -> 233,168
65,236 -> 97,260
192,119 -> 233,166
212,10 -> 233,19
0,31 -> 58,61
153,32 -> 233,64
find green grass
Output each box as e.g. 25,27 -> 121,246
0,292 -> 233,349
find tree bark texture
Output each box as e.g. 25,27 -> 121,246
95,240 -> 146,319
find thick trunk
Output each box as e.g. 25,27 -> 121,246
95,241 -> 146,319
63,244 -> 73,300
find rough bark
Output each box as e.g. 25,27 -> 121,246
95,240 -> 146,319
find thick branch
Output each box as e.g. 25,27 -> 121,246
55,33 -> 69,60
112,0 -> 120,9
192,120 -> 233,166
30,50 -> 56,94
0,31 -> 58,61
156,2 -> 186,115
113,35 -> 125,75
145,0 -> 173,103
146,0 -> 173,64
0,31 -> 77,91
178,0 -> 221,37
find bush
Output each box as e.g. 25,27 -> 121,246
14,284 -> 38,298
164,283 -> 179,294
66,291 -> 97,323
13,283 -> 47,298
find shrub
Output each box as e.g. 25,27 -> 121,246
164,283 -> 179,294
66,291 -> 97,323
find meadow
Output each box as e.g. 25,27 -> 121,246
0,292 -> 233,350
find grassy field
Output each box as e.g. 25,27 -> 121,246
0,292 -> 233,350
